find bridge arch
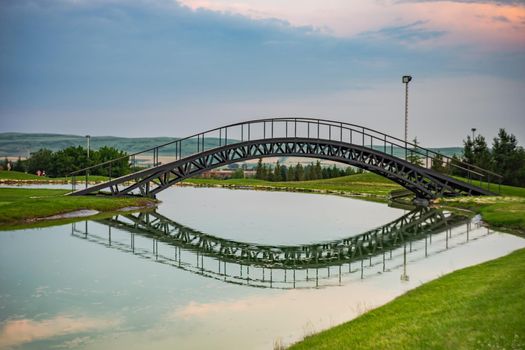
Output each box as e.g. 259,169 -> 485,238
69,118 -> 499,199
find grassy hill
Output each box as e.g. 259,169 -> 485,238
0,132 -> 463,159
0,132 -> 223,158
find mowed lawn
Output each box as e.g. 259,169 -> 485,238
0,170 -> 108,182
290,248 -> 525,350
184,173 -> 402,197
0,188 -> 154,227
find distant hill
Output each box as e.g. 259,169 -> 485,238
0,132 -> 463,159
0,132 -> 219,158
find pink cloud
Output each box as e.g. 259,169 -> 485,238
177,0 -> 525,50
0,315 -> 120,349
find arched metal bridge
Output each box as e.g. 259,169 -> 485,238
69,118 -> 501,199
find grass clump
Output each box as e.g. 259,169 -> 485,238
290,248 -> 525,350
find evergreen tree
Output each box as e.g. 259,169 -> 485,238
304,163 -> 313,180
294,163 -> 304,181
280,164 -> 288,181
406,137 -> 423,166
266,164 -> 274,181
462,136 -> 474,165
314,161 -> 322,179
345,166 -> 355,176
255,158 -> 264,179
492,129 -> 525,186
13,156 -> 25,172
322,167 -> 329,179
331,165 -> 339,177
472,135 -> 492,170
287,166 -> 295,181
231,168 -> 244,179
431,153 -> 445,172
448,154 -> 463,176
273,161 -> 282,181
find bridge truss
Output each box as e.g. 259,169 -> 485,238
69,118 -> 501,199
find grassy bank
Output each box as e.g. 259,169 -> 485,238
183,173 -> 402,199
0,188 -> 155,229
439,196 -> 525,236
290,248 -> 525,350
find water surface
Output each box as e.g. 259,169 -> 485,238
1,186 -> 523,350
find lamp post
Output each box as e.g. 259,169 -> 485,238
85,135 -> 91,160
402,75 -> 412,146
471,128 -> 476,140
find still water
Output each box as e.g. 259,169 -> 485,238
1,187 -> 524,349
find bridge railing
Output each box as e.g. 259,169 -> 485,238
68,117 -> 502,194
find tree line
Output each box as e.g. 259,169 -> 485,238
431,129 -> 525,187
253,159 -> 360,182
2,146 -> 131,177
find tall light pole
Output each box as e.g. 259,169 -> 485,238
402,75 -> 413,145
471,128 -> 476,140
86,135 -> 91,160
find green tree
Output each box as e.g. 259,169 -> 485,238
472,135 -> 492,170
255,158 -> 264,179
492,129 -> 525,186
27,149 -> 54,175
448,154 -> 464,176
287,166 -> 295,181
13,156 -> 25,172
50,146 -> 88,177
273,161 -> 282,181
431,153 -> 445,172
280,164 -> 288,181
345,166 -> 356,176
92,146 -> 130,177
406,137 -> 423,166
314,161 -> 322,179
231,168 -> 244,179
295,163 -> 304,181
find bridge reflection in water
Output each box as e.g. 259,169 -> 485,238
71,208 -> 490,289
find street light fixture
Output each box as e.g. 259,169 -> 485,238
471,128 -> 476,140
402,75 -> 412,145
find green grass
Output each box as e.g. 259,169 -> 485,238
0,170 -> 43,180
440,196 -> 525,236
453,175 -> 525,198
0,170 -> 108,183
184,173 -> 402,198
290,248 -> 525,350
497,183 -> 525,197
0,188 -> 155,229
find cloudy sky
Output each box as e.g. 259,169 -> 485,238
0,0 -> 524,146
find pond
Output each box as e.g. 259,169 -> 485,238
1,186 -> 524,350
